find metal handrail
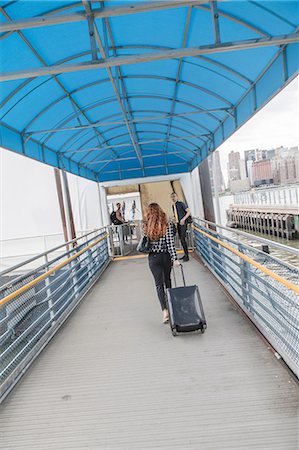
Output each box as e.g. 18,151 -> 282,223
0,227 -> 105,277
194,217 -> 299,256
0,232 -> 109,307
0,230 -> 107,292
194,219 -> 298,272
0,230 -> 90,242
192,224 -> 299,294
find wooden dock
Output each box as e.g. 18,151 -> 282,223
227,204 -> 299,239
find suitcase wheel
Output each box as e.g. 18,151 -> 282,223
200,324 -> 207,334
172,328 -> 177,337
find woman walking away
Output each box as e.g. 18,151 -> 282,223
144,203 -> 180,324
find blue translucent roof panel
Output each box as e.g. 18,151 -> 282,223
0,1 -> 298,182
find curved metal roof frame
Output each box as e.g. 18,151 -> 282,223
0,1 -> 298,182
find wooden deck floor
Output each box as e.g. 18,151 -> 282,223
1,256 -> 298,450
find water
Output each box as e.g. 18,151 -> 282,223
213,194 -> 299,267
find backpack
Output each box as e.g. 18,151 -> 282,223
110,211 -> 117,224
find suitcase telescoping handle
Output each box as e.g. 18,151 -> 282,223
172,263 -> 186,287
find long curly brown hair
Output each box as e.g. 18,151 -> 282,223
144,203 -> 168,241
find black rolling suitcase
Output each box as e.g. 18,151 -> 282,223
166,265 -> 207,336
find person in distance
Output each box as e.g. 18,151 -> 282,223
170,192 -> 191,262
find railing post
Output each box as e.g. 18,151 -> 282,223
119,226 -> 125,256
70,246 -> 80,300
238,244 -> 252,313
44,253 -> 55,326
85,235 -> 94,281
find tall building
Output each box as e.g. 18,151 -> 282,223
256,149 -> 268,161
247,159 -> 254,186
245,148 -> 276,183
272,146 -> 299,184
244,149 -> 256,163
228,151 -> 241,181
252,159 -> 274,186
239,159 -> 247,180
228,151 -> 250,192
210,150 -> 225,193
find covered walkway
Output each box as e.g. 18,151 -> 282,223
1,256 -> 297,450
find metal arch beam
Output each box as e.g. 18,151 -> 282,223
76,121 -> 205,166
1,34 -> 298,82
41,94 -> 216,152
101,162 -> 189,177
84,151 -> 190,166
91,144 -> 191,174
76,134 -> 204,172
85,139 -> 201,161
95,146 -> 192,174
249,1 -> 297,29
0,1 -> 208,33
0,43 -> 250,112
24,70 -> 232,135
195,3 -> 270,38
83,143 -> 198,166
113,75 -> 234,107
0,7 -> 114,160
77,130 -> 204,159
94,153 -> 190,174
20,73 -> 231,139
56,107 -> 214,160
1,77 -> 51,120
114,44 -> 253,85
137,140 -> 202,156
65,131 -> 209,156
0,52 -> 91,111
61,101 -> 214,156
25,107 -> 230,136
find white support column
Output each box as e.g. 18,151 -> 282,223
61,170 -> 74,241
98,184 -> 110,226
97,183 -> 104,227
190,166 -> 205,219
180,172 -> 195,213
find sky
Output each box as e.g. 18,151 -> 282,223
216,76 -> 299,185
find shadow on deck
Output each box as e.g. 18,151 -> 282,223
0,256 -> 298,450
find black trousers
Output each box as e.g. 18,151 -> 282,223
177,224 -> 188,256
148,252 -> 172,310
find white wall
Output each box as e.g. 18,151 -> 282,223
67,173 -> 103,232
0,148 -> 62,240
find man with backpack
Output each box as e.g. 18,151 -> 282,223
110,202 -> 125,225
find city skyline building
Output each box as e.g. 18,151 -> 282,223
226,146 -> 298,191
227,150 -> 250,192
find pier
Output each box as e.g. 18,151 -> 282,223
227,186 -> 299,239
